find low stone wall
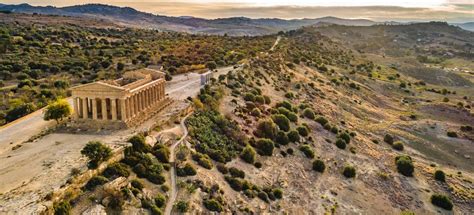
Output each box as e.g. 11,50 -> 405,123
42,147 -> 126,214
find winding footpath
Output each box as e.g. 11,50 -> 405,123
163,112 -> 192,215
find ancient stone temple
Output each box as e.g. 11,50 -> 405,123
70,68 -> 169,127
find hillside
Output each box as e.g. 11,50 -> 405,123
0,15 -> 473,214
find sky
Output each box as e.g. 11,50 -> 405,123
2,0 -> 473,22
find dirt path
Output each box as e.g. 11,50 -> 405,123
270,36 -> 281,51
163,112 -> 192,215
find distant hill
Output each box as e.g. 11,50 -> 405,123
1,3 -> 471,35
453,22 -> 474,31
0,3 -> 376,35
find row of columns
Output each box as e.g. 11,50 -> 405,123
123,81 -> 165,120
73,80 -> 165,122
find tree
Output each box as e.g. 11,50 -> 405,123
44,99 -> 72,123
206,61 -> 217,70
240,145 -> 256,164
81,141 -> 112,168
129,134 -> 151,153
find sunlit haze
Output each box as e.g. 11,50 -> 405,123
1,1 -> 474,23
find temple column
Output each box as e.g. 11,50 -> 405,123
73,97 -> 79,119
101,98 -> 107,120
111,98 -> 117,120
134,94 -> 139,115
82,98 -> 88,119
147,89 -> 150,106
120,98 -> 127,121
128,97 -> 133,117
137,93 -> 141,112
92,98 -> 98,120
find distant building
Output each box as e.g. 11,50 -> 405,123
200,71 -> 213,85
70,68 -> 169,127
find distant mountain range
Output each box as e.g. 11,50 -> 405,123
0,3 -> 472,35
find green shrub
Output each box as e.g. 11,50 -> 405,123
303,108 -> 315,119
430,194 -> 453,210
287,112 -> 298,122
395,155 -> 414,177
255,95 -> 265,104
81,141 -> 112,169
315,116 -> 328,126
161,185 -> 170,192
434,170 -> 446,182
131,179 -> 144,190
197,157 -> 213,169
312,159 -> 325,173
447,131 -> 458,138
392,141 -> 404,151
224,176 -> 243,191
150,206 -> 162,215
296,126 -> 309,137
384,134 -> 394,145
129,134 -> 151,153
103,163 -> 130,179
288,130 -> 300,142
244,93 -> 256,102
204,199 -> 223,212
335,139 -> 346,149
85,176 -> 109,190
155,193 -> 166,208
251,108 -> 261,117
272,114 -> 290,132
256,139 -> 274,156
153,146 -> 170,163
263,95 -> 271,104
229,167 -> 245,178
216,164 -> 228,174
338,132 -> 351,144
273,188 -> 283,199
254,162 -> 262,168
54,201 -> 71,215
177,163 -> 197,176
255,119 -> 278,139
343,165 -> 356,178
299,145 -> 315,159
330,126 -> 339,134
276,101 -> 292,110
275,131 -> 289,145
174,200 -> 189,213
240,145 -> 256,164
258,191 -> 269,202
